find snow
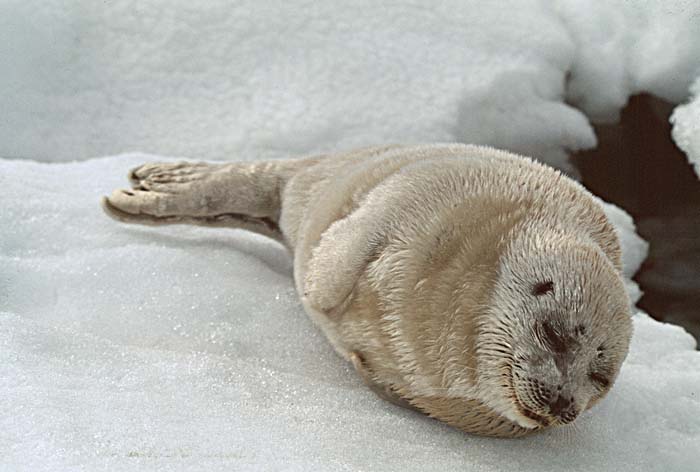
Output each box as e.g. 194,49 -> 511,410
1,156 -> 699,471
2,1 -> 699,172
3,0 -> 700,469
598,200 -> 648,304
672,77 -> 700,178
558,0 -> 700,122
0,0 -> 581,168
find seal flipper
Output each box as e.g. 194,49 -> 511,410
101,196 -> 283,241
302,207 -> 386,317
102,160 -> 303,243
350,351 -> 420,412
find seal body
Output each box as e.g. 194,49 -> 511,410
103,144 -> 633,437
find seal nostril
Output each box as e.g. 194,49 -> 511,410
548,395 -> 571,417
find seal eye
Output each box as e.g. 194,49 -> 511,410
589,371 -> 610,389
532,280 -> 554,296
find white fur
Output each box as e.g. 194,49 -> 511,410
104,143 -> 633,437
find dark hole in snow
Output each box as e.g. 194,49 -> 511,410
573,93 -> 700,345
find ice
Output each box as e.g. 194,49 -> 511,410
1,156 -> 699,471
671,77 -> 700,178
2,1 -> 699,172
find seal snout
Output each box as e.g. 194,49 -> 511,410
548,395 -> 571,416
548,395 -> 578,424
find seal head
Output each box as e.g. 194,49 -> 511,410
476,225 -> 633,430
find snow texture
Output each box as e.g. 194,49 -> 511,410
2,1 -> 700,470
1,0 -> 699,171
672,76 -> 700,178
1,156 -> 699,472
598,200 -> 648,305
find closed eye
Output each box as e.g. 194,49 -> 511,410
596,344 -> 605,358
589,372 -> 610,389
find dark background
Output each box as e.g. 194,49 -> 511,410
575,94 -> 700,342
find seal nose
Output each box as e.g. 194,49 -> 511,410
548,395 -> 572,417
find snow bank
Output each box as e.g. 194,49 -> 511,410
0,0 -> 587,169
558,0 -> 700,122
599,200 -> 648,304
671,77 -> 700,178
2,1 -> 699,171
1,156 -> 698,471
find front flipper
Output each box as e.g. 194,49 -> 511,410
350,351 -> 420,412
302,207 -> 385,317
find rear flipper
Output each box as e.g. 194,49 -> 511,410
103,161 -> 293,242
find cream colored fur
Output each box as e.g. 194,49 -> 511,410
103,144 -> 632,438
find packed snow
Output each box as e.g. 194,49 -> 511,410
672,77 -> 700,178
1,156 -> 698,472
1,0 -> 699,172
2,0 -> 700,470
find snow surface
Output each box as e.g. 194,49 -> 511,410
1,156 -> 699,471
672,76 -> 700,178
2,1 -> 700,470
2,0 -> 700,172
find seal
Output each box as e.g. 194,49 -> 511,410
102,143 -> 633,437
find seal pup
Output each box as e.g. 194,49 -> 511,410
102,144 -> 633,437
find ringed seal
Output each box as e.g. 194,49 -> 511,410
102,144 -> 633,437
